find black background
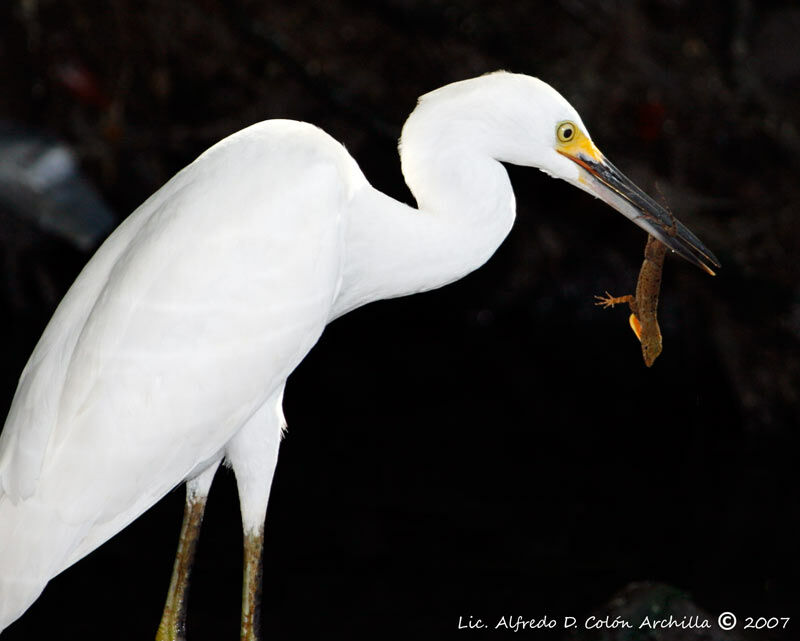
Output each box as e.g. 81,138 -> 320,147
1,1 -> 798,640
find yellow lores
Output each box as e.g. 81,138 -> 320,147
555,120 -> 604,166
595,235 -> 667,368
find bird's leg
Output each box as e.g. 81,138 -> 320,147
156,460 -> 220,641
156,497 -> 204,641
226,390 -> 285,641
240,525 -> 265,641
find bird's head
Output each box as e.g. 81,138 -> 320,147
407,72 -> 719,275
494,72 -> 719,275
547,113 -> 719,275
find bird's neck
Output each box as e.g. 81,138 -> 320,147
332,136 -> 516,318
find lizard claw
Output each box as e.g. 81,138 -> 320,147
594,291 -> 631,309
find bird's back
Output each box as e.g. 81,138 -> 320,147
0,119 -> 366,630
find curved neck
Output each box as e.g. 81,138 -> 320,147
332,135 -> 516,319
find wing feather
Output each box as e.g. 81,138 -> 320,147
0,120 -> 362,527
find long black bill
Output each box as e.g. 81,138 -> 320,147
575,154 -> 721,275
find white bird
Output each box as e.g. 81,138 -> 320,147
0,71 -> 719,640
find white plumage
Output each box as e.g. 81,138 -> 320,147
0,72 -> 717,638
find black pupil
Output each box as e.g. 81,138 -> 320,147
563,127 -> 573,138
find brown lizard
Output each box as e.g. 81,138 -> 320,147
595,234 -> 668,367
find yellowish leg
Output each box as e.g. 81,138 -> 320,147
240,526 -> 265,641
156,492 -> 207,641
156,462 -> 219,641
226,392 -> 283,641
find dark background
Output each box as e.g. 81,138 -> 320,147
1,1 -> 798,640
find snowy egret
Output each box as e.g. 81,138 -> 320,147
0,71 -> 719,639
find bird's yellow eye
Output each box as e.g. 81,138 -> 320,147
556,121 -> 577,143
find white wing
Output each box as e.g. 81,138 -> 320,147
0,120 -> 367,609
